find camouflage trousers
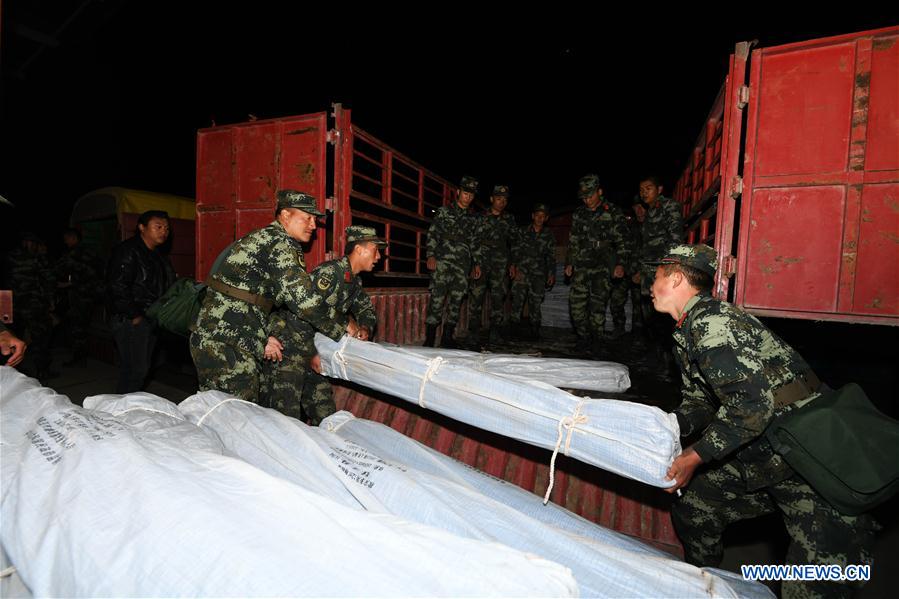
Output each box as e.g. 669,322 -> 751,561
510,270 -> 547,325
568,266 -> 613,338
608,277 -> 630,330
426,257 -> 470,327
673,460 -> 878,599
467,257 -> 510,330
189,333 -> 262,403
63,298 -> 94,355
261,355 -> 336,425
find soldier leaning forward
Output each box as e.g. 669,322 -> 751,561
424,175 -> 483,349
650,244 -> 878,599
262,226 -> 384,425
468,184 -> 518,345
510,203 -> 556,340
564,174 -> 630,353
190,190 -> 357,403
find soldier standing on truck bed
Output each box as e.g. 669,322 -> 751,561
190,190 -> 360,403
423,175 -> 482,349
262,226 -> 385,425
509,203 -> 556,341
632,176 -> 684,374
564,174 -> 630,355
651,244 -> 878,599
467,184 -> 517,346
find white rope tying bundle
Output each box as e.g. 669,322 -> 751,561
418,356 -> 444,409
333,336 -> 351,380
196,398 -> 258,428
0,566 -> 17,578
543,399 -> 588,505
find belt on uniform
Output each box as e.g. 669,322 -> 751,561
772,369 -> 822,409
207,278 -> 275,314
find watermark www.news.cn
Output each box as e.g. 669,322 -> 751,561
741,564 -> 871,582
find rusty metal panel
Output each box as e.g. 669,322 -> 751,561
854,184 -> 899,315
866,34 -> 899,172
753,43 -> 855,179
742,187 -> 845,312
735,27 -> 899,325
195,113 -> 327,279
235,123 -> 279,205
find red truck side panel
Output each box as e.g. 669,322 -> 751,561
733,27 -> 898,324
196,113 -> 328,280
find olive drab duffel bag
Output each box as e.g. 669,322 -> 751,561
147,241 -> 236,337
766,382 -> 899,515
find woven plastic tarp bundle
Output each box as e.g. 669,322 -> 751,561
316,334 -> 680,490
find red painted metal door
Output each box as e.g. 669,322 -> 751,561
732,27 -> 899,325
195,113 -> 328,280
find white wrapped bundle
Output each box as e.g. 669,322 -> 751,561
176,392 -> 772,598
386,345 -> 631,392
315,334 -> 680,490
0,367 -> 578,598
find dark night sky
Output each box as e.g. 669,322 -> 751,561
1,2 -> 895,246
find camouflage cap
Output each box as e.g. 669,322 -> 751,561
276,189 -> 324,216
492,184 -> 510,197
532,203 -> 549,214
578,174 -> 601,198
460,175 -> 479,193
644,243 -> 718,276
345,225 -> 387,247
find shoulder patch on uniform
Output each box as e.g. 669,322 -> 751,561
317,274 -> 333,291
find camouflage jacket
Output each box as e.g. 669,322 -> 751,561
476,211 -> 518,265
639,195 -> 683,262
5,248 -> 56,311
673,294 -> 817,486
268,256 -> 377,356
55,244 -> 102,296
194,221 -> 345,356
512,225 -> 556,278
426,203 -> 482,265
625,216 -> 644,275
565,202 -> 631,270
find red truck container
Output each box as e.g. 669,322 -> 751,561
195,105 -> 682,554
676,26 -> 899,326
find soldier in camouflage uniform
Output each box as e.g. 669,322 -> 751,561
632,177 -> 684,375
650,244 -> 877,599
190,190 -> 358,403
610,200 -> 647,335
55,228 -> 102,367
424,175 -> 482,349
5,232 -> 57,378
262,226 -> 384,424
467,184 -> 517,345
510,203 -> 556,340
564,175 -> 630,353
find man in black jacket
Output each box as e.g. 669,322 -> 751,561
107,210 -> 175,393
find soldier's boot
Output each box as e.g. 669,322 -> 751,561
423,324 -> 438,348
607,322 -> 626,340
64,355 -> 88,368
508,319 -> 522,341
440,325 -> 460,349
530,322 -> 541,341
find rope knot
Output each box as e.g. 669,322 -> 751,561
418,356 -> 444,409
543,399 -> 589,505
